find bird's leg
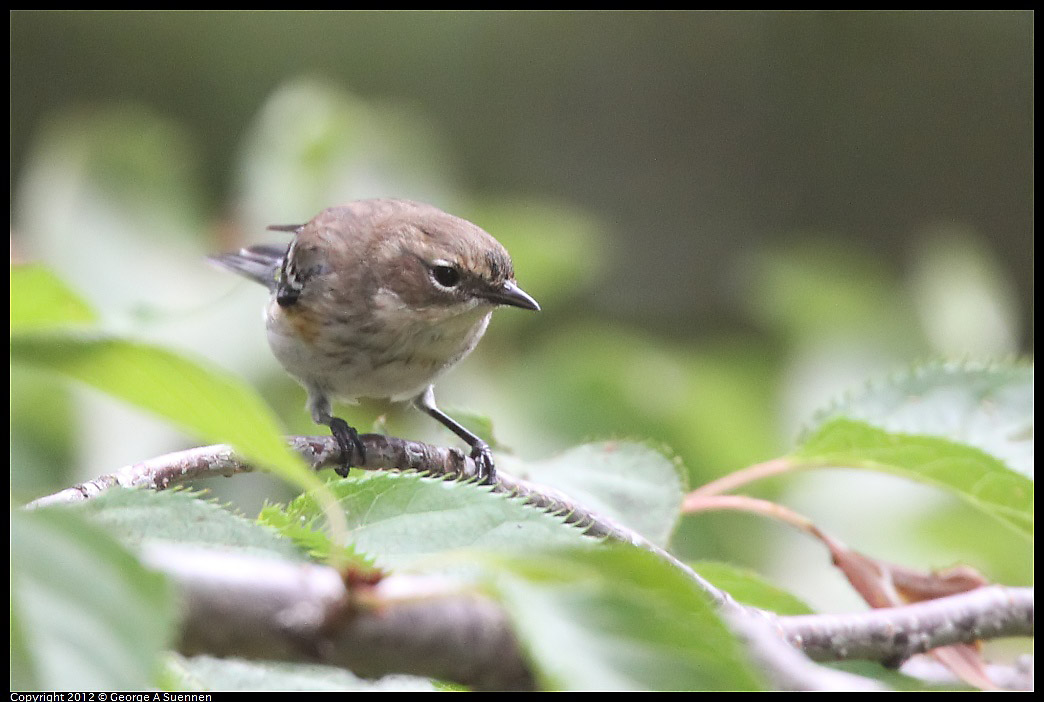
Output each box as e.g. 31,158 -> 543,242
310,393 -> 365,477
414,386 -> 496,484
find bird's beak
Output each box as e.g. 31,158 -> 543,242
484,280 -> 541,311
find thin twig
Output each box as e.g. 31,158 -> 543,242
683,493 -> 817,533
778,585 -> 1035,663
684,456 -> 797,500
28,433 -> 740,610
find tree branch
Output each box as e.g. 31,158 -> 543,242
778,585 -> 1035,663
145,542 -> 1031,691
28,433 -> 740,610
143,543 -> 534,691
27,433 -> 1035,690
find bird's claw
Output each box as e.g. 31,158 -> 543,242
329,418 -> 365,477
470,441 -> 496,485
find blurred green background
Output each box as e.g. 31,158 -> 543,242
10,11 -> 1032,613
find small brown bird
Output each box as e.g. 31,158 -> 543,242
209,199 -> 539,483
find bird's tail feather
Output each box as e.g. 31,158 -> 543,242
207,244 -> 286,291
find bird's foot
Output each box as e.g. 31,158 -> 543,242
470,441 -> 496,485
329,418 -> 366,477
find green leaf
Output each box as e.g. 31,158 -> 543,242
500,441 -> 686,547
792,362 -> 1034,537
257,496 -> 374,568
10,264 -> 96,331
11,506 -> 176,690
808,361 -> 1033,478
691,561 -> 814,616
261,472 -> 591,569
9,331 -> 318,493
481,544 -> 764,691
74,489 -> 305,561
167,654 -> 437,692
795,418 -> 1032,536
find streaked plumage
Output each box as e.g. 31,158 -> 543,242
209,199 -> 539,482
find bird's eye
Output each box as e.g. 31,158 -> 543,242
431,264 -> 461,288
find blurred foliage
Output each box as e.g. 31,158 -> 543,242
11,73 -> 1031,590
9,35 -> 1033,689
499,441 -> 685,548
690,560 -> 814,616
806,361 -> 1033,479
10,11 -> 1033,344
166,654 -> 437,692
233,79 -> 463,233
11,506 -> 176,690
9,271 -> 336,512
484,544 -> 765,691
78,489 -> 307,561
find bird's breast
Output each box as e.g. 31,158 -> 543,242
264,296 -> 492,402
